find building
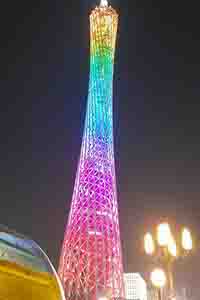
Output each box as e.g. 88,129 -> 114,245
124,273 -> 147,300
58,1 -> 124,299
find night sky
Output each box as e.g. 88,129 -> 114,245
0,0 -> 200,298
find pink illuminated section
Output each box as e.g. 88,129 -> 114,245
58,3 -> 124,300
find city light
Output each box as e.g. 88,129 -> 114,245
144,233 -> 155,255
150,268 -> 166,288
182,228 -> 193,251
157,223 -> 171,246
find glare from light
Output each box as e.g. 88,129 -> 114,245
167,235 -> 177,257
144,233 -> 155,255
182,228 -> 193,251
157,223 -> 171,246
150,268 -> 166,288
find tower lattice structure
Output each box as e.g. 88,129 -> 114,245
58,1 -> 124,299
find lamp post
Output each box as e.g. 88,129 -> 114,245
144,223 -> 193,300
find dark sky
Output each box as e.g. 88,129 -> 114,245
0,0 -> 200,298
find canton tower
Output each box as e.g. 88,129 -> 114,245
58,1 -> 124,299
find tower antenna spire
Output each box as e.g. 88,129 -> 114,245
100,0 -> 108,7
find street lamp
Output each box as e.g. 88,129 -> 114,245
144,223 -> 193,300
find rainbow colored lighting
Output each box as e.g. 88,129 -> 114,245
58,3 -> 124,300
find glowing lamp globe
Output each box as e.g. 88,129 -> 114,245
157,223 -> 171,246
167,235 -> 177,257
150,268 -> 166,288
182,228 -> 192,251
144,233 -> 155,255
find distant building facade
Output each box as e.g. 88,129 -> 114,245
124,273 -> 147,300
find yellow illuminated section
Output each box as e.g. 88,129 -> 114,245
0,260 -> 60,300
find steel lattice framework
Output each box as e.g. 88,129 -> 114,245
58,2 -> 124,300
